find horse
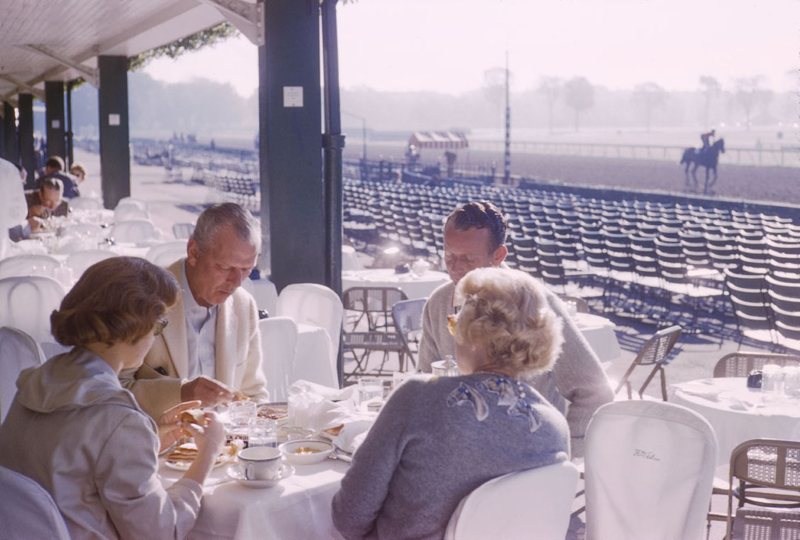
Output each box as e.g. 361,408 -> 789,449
680,138 -> 725,195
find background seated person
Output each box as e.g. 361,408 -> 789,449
9,176 -> 70,241
120,203 -> 268,420
418,201 -> 612,457
37,156 -> 80,199
0,257 -> 225,539
332,267 -> 570,540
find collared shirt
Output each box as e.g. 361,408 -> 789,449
181,261 -> 218,380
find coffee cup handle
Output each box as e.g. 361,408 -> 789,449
244,463 -> 255,480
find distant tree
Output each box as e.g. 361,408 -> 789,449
632,82 -> 667,133
483,67 -> 511,109
698,76 -> 721,129
734,76 -> 769,131
537,77 -> 562,134
563,77 -> 594,133
128,23 -> 239,71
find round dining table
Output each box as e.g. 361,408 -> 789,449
668,377 -> 800,465
342,268 -> 450,300
160,457 -> 348,540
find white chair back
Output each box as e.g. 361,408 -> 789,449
115,197 -> 148,211
0,254 -> 61,280
242,277 -> 279,315
0,276 -> 65,344
114,205 -> 150,222
258,317 -> 298,402
67,196 -> 103,210
110,219 -> 158,244
60,222 -> 104,239
65,249 -> 115,279
0,327 -> 45,423
584,400 -> 718,540
0,466 -> 70,539
445,461 -> 579,540
276,283 -> 343,379
145,240 -> 188,267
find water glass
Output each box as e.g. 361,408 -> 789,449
287,392 -> 323,428
228,400 -> 257,428
248,418 -> 278,448
761,364 -> 784,396
783,366 -> 800,397
358,377 -> 384,404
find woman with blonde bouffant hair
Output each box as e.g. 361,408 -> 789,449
333,267 -> 570,540
0,257 -> 225,540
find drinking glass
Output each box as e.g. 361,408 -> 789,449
228,400 -> 257,428
761,364 -> 784,397
248,418 -> 278,448
358,377 -> 384,404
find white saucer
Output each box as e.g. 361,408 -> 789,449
226,463 -> 294,488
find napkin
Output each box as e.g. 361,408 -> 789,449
286,380 -> 376,453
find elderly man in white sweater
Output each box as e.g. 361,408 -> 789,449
418,201 -> 613,457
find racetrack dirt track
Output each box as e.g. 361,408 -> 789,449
459,149 -> 800,206
346,144 -> 800,206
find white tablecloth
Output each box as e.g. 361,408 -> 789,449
342,269 -> 449,300
159,458 -> 348,540
572,313 -> 621,363
668,377 -> 800,465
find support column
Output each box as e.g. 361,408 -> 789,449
258,0 -> 324,291
66,81 -> 74,166
0,106 -> 5,161
97,56 -> 130,209
18,94 -> 35,187
3,102 -> 17,164
45,81 -> 66,161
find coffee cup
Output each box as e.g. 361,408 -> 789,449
238,446 -> 282,481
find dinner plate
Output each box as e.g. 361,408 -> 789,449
226,463 -> 294,488
164,453 -> 236,471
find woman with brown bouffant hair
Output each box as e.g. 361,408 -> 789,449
0,257 -> 225,540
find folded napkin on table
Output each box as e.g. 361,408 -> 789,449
287,380 -> 376,454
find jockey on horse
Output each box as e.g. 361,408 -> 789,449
700,129 -> 715,155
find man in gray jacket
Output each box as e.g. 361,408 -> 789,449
418,201 -> 614,456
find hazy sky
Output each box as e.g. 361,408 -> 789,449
143,0 -> 799,98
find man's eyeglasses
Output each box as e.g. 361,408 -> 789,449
154,317 -> 169,337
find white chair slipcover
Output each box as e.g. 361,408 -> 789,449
115,197 -> 148,211
0,326 -> 45,423
60,222 -> 104,239
445,460 -> 579,540
259,316 -> 298,402
65,249 -> 115,279
110,219 -> 158,244
114,205 -> 150,222
242,277 -> 279,316
67,196 -> 103,211
145,240 -> 188,267
0,254 -> 61,280
0,276 -> 65,344
0,466 -> 70,540
584,400 -> 718,540
276,283 -> 342,388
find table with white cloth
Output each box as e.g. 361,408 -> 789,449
572,312 -> 622,364
668,377 -> 800,465
342,269 -> 449,300
159,458 -> 348,540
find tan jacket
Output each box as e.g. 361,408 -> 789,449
120,259 -> 268,419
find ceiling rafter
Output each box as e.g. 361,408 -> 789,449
19,45 -> 100,88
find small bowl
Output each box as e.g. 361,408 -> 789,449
279,439 -> 334,465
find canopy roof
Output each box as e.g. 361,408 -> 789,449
0,0 -> 254,105
409,131 -> 469,150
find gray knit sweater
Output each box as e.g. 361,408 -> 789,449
331,374 -> 570,540
418,280 -> 613,457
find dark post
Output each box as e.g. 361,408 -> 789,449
66,81 -> 74,166
258,0 -> 324,291
45,81 -> 66,161
97,56 -> 131,209
321,0 -> 345,384
18,94 -> 35,187
3,102 -> 17,164
0,105 -> 5,161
